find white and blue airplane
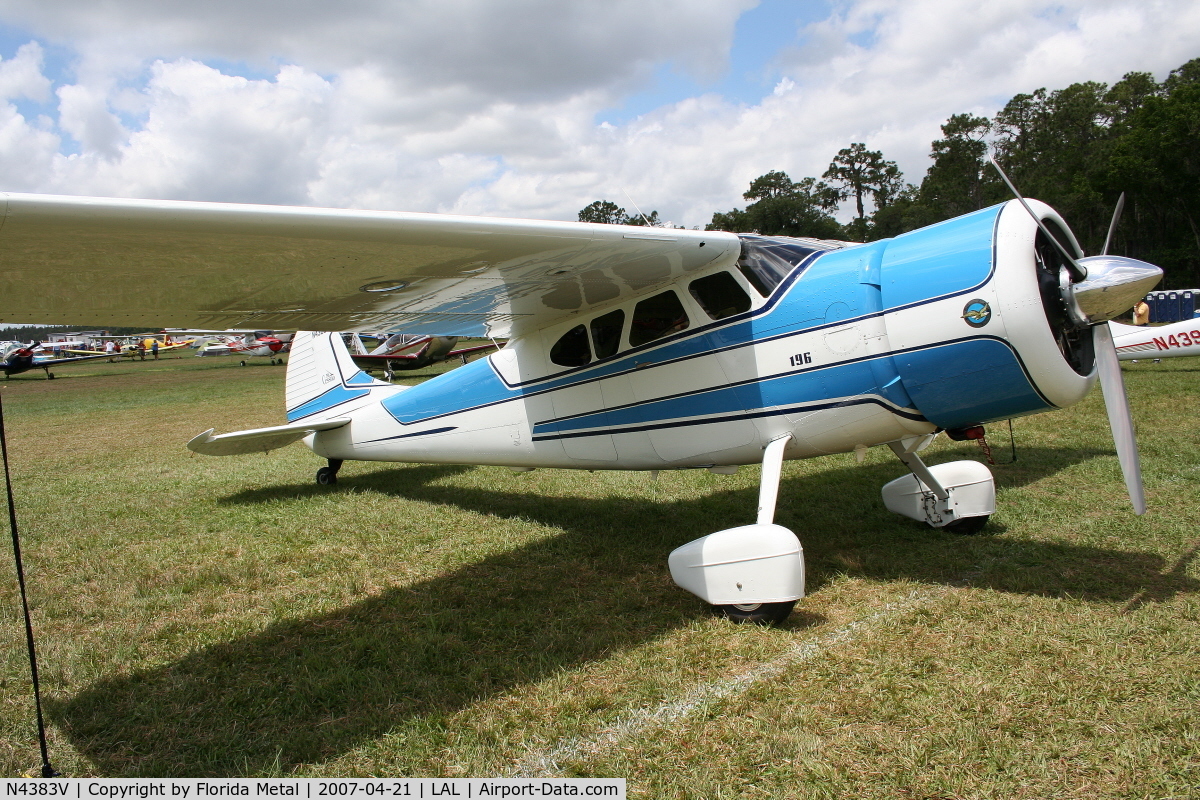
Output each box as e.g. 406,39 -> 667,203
0,190 -> 1162,624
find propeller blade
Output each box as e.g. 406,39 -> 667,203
1101,192 -> 1125,256
988,157 -> 1087,282
1093,323 -> 1146,515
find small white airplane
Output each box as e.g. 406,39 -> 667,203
1111,318 -> 1200,360
346,332 -> 499,379
0,187 -> 1161,624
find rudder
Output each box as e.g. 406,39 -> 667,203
285,331 -> 392,422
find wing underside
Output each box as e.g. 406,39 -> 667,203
0,193 -> 739,338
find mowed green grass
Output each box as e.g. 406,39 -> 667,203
0,352 -> 1197,795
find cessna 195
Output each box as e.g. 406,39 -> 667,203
0,189 -> 1161,624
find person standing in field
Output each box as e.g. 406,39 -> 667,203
1134,299 -> 1150,325
151,340 -> 159,360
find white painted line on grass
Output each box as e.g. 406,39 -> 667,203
508,589 -> 941,777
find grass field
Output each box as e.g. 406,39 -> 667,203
1,352 -> 1197,795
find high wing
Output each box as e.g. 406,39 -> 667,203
0,192 -> 741,338
35,352 -> 115,367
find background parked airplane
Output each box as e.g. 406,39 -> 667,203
1,341 -> 112,379
170,330 -> 294,365
1111,317 -> 1200,360
345,333 -> 499,379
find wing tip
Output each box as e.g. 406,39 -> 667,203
187,428 -> 216,453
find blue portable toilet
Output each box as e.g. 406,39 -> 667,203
1167,292 -> 1181,322
1155,291 -> 1172,322
1183,291 -> 1196,321
1147,291 -> 1163,323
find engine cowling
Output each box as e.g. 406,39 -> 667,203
879,199 -> 1101,431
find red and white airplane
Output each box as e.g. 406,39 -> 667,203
1110,318 -> 1200,361
175,330 -> 294,365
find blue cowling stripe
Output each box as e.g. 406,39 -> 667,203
894,338 -> 1051,428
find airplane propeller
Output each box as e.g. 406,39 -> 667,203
989,159 -> 1159,514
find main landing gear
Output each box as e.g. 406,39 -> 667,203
668,435 -> 805,626
316,458 -> 343,485
882,437 -> 995,533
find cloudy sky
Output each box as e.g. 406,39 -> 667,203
0,0 -> 1197,228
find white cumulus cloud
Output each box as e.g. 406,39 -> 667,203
0,0 -> 1196,227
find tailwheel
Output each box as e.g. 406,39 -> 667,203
315,458 -> 343,486
713,601 -> 796,626
239,360 -> 247,366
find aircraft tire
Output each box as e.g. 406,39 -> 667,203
713,600 -> 795,626
47,372 -> 55,380
316,467 -> 338,486
942,514 -> 990,535
240,360 -> 247,366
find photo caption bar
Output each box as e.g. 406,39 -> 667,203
3,780 -> 625,800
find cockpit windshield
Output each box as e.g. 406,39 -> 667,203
735,235 -> 841,297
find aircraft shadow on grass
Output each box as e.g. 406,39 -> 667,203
52,449 -> 1198,776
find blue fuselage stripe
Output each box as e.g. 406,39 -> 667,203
531,397 -> 920,441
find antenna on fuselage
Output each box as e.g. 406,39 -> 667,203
622,188 -> 655,228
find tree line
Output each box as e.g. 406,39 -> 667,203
580,57 -> 1200,290
0,325 -> 149,341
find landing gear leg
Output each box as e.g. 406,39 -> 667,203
669,434 -> 804,626
316,458 -> 343,486
882,440 -> 994,533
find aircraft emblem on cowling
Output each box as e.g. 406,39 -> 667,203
962,299 -> 992,328
321,371 -> 336,384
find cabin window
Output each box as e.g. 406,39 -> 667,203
629,291 -> 689,348
590,309 -> 625,359
736,237 -> 824,296
550,324 -> 592,367
689,271 -> 752,320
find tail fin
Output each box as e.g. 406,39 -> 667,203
285,331 -> 392,423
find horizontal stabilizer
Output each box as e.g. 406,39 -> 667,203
187,418 -> 350,456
